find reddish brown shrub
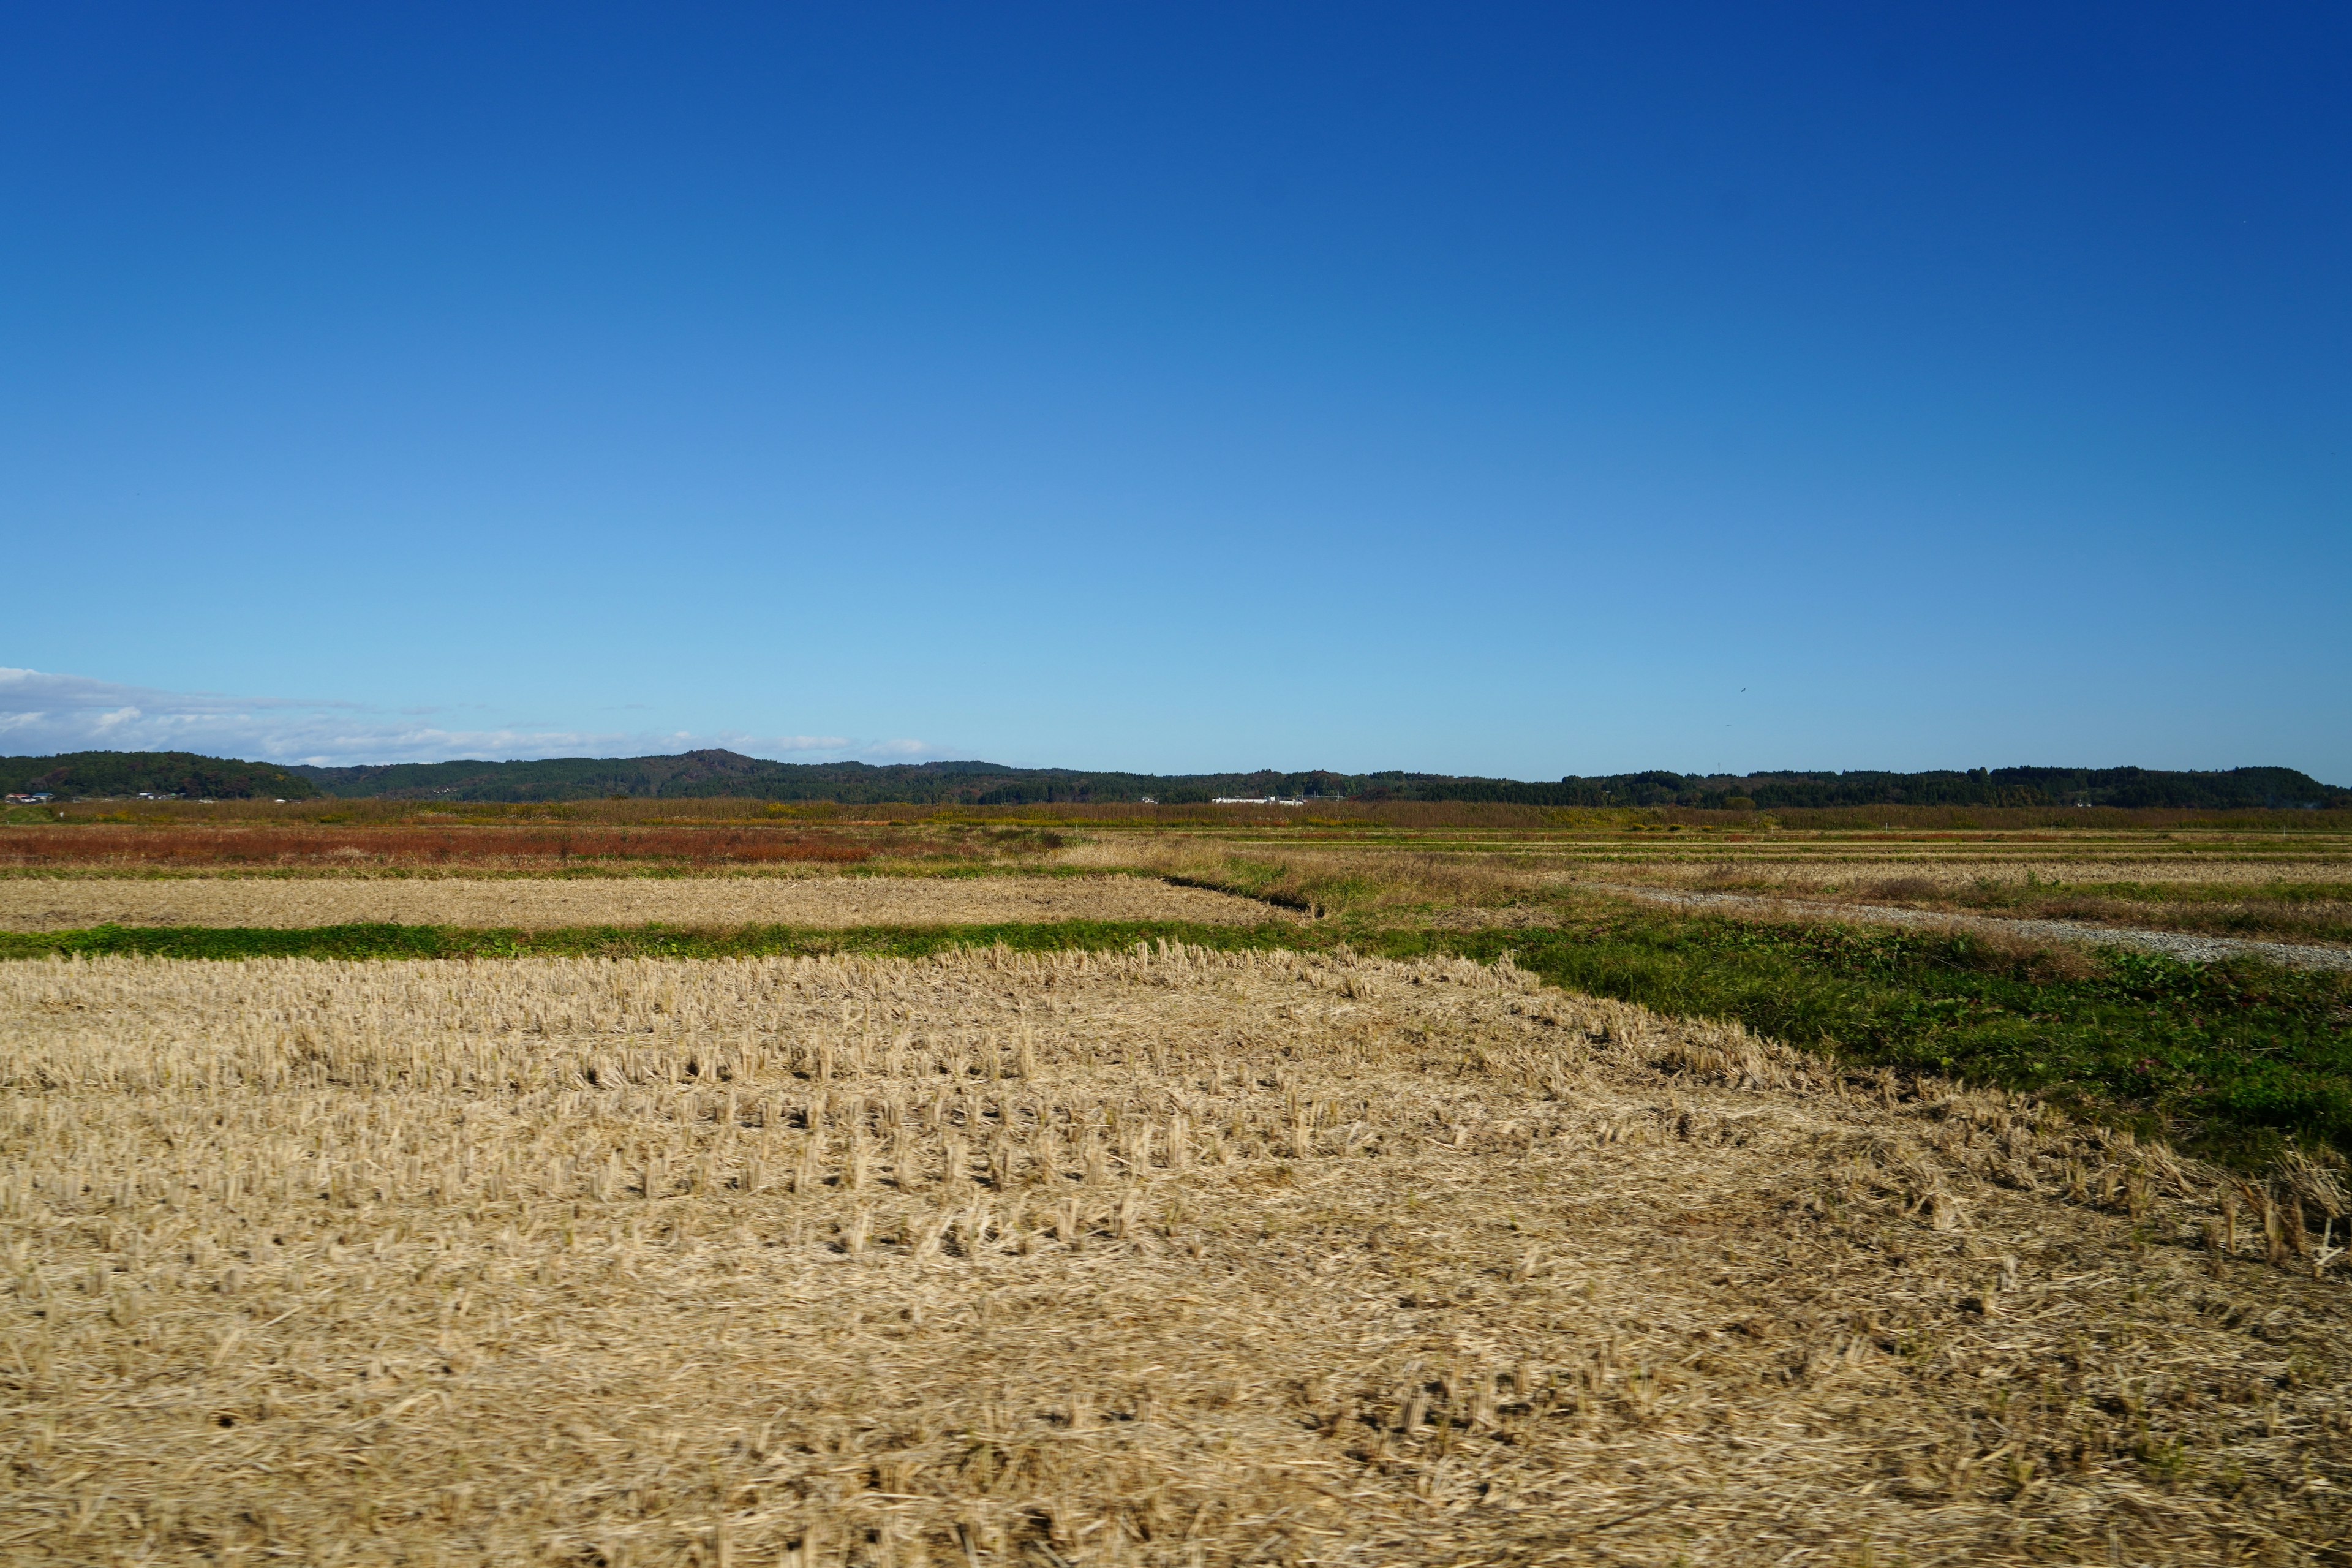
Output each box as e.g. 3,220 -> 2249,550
0,826 -> 875,869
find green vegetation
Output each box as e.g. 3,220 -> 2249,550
1381,910 -> 2352,1169
0,919 -> 1302,964
1134,844 -> 2352,1164
14,905 -> 2348,1167
0,750 -> 318,801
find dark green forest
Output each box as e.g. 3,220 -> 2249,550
0,751 -> 320,801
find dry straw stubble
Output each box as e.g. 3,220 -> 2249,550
2,943 -> 2347,1565
0,872 -> 1289,932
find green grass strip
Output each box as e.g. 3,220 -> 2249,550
1362,910 -> 2352,1169
0,919 -> 1310,963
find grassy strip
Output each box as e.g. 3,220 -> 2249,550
9,912 -> 2348,1166
0,920 -> 1306,963
0,861 -> 1118,884
1360,909 -> 2352,1168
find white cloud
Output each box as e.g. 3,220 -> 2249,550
0,668 -> 947,769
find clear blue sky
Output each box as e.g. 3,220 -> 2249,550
4,4 -> 2346,779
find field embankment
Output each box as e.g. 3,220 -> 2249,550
6,943 -> 2347,1565
1593,881 -> 2352,971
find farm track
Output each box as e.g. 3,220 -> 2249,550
1560,883 -> 2352,971
2,943 -> 2345,1564
0,873 -> 1291,933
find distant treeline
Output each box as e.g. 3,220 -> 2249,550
1548,766 -> 2352,812
287,755 -> 2352,810
284,756 -> 2352,809
7,750 -> 2345,811
0,751 -> 320,801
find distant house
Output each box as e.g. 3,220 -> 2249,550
1211,797 -> 1308,806
5,792 -> 53,804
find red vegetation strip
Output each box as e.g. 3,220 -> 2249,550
0,827 -> 876,868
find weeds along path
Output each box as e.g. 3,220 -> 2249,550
0,872 -> 1290,933
1581,881 -> 2352,972
3,943 -> 2347,1565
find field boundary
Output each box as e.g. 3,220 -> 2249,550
1583,881 -> 2352,971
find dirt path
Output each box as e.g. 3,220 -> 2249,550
1586,881 -> 2352,972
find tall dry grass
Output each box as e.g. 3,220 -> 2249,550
3,945 -> 2346,1564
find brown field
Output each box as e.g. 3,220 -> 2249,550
21,796 -> 2352,839
1593,859 -> 2352,950
4,946 -> 2345,1566
10,808 -> 2351,947
1594,856 -> 2352,887
0,873 -> 1284,933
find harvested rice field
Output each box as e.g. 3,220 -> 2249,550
5,944 -> 2347,1565
1582,856 -> 2352,894
0,873 -> 1286,933
1076,835 -> 2352,949
1567,859 -> 2352,952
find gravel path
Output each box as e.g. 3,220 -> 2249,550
1587,883 -> 2352,973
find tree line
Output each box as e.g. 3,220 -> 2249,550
6,750 -> 2343,810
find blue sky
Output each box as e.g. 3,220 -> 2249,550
4,4 -> 2346,779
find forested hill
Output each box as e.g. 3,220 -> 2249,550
6,750 -> 2343,809
281,753 -> 2348,809
0,752 -> 320,801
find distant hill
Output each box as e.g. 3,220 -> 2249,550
0,751 -> 320,801
9,750 -> 2342,810
279,752 -> 2351,810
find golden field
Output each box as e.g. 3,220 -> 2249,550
3,944 -> 2346,1566
0,873 -> 1286,933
